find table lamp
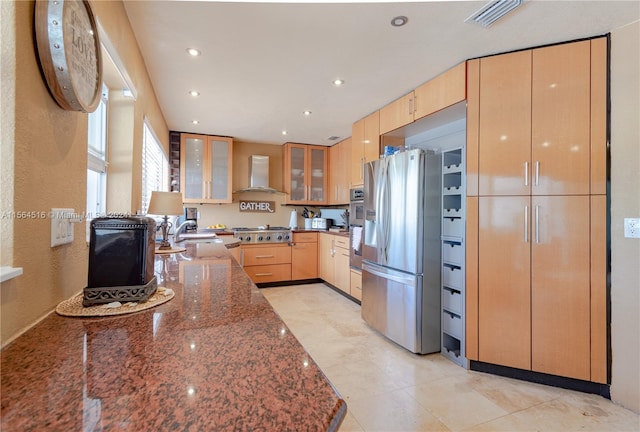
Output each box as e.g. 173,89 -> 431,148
147,191 -> 184,250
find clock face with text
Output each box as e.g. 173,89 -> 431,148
35,0 -> 102,112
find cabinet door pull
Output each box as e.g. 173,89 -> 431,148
255,254 -> 275,259
524,162 -> 529,187
535,161 -> 540,186
408,97 -> 412,115
535,205 -> 540,244
524,205 -> 529,243
413,95 -> 418,114
255,273 -> 273,277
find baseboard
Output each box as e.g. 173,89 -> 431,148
470,360 -> 611,399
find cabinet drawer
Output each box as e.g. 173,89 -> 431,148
443,217 -> 464,237
293,232 -> 317,243
443,310 -> 463,338
242,245 -> 291,266
442,264 -> 463,289
334,236 -> 349,249
442,287 -> 462,314
442,240 -> 464,265
244,264 -> 291,283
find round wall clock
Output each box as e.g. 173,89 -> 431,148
35,0 -> 103,113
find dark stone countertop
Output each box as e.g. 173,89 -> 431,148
1,242 -> 346,431
292,229 -> 350,238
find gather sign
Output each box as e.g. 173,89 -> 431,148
239,200 -> 276,213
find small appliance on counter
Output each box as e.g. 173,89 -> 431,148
184,207 -> 198,232
311,218 -> 331,230
85,216 -> 157,306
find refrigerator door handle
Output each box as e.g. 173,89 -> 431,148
362,261 -> 416,286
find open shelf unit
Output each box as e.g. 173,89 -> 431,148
441,147 -> 467,367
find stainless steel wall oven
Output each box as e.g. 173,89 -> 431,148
349,188 -> 364,269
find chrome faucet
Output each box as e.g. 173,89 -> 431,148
174,220 -> 197,243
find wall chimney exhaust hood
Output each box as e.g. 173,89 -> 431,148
234,155 -> 283,194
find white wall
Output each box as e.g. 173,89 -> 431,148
610,20 -> 640,413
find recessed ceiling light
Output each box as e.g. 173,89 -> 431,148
333,79 -> 345,86
391,16 -> 408,27
303,110 -> 312,116
189,90 -> 200,97
186,48 -> 201,57
192,120 -> 199,124
282,130 -> 288,135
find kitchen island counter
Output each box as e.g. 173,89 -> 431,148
1,242 -> 346,431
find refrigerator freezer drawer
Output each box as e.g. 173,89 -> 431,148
361,261 -> 440,354
443,310 -> 463,338
442,264 -> 463,289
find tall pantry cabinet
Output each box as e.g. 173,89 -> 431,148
465,38 -> 608,383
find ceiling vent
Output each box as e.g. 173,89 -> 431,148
327,135 -> 341,141
465,0 -> 524,27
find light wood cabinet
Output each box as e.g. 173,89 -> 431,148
180,134 -> 233,204
228,246 -> 241,264
350,269 -> 362,301
413,62 -> 466,120
379,63 -> 466,135
379,92 -> 414,135
241,243 -> 291,283
291,232 -> 318,280
467,37 -> 608,383
531,41 -> 591,196
477,41 -> 592,196
477,50 -> 532,196
318,232 -> 351,294
329,138 -> 351,205
530,195 -> 591,379
283,143 -> 328,205
351,111 -> 380,187
477,196 -> 532,370
318,232 -> 334,284
333,239 -> 351,293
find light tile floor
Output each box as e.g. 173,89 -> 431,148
261,283 -> 640,432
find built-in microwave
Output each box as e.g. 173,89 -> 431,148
349,188 -> 364,269
349,188 -> 364,226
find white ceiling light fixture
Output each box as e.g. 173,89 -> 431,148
391,16 -> 408,27
282,130 -> 288,136
303,110 -> 312,116
186,48 -> 201,57
332,78 -> 345,87
466,0 -> 524,28
189,90 -> 200,97
192,120 -> 199,124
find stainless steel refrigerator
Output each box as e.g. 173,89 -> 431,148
362,148 -> 441,354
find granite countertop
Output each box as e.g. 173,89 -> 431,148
292,229 -> 350,238
1,242 -> 346,431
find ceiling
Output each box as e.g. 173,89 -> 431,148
119,1 -> 639,146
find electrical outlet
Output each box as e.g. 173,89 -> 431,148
623,218 -> 640,239
51,208 -> 75,247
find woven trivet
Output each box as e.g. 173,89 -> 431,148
56,288 -> 174,317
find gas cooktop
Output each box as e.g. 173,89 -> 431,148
232,227 -> 291,243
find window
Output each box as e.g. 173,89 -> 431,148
87,84 -> 108,221
141,119 -> 169,214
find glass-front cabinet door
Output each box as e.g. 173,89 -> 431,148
180,134 -> 233,204
284,143 -> 327,205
